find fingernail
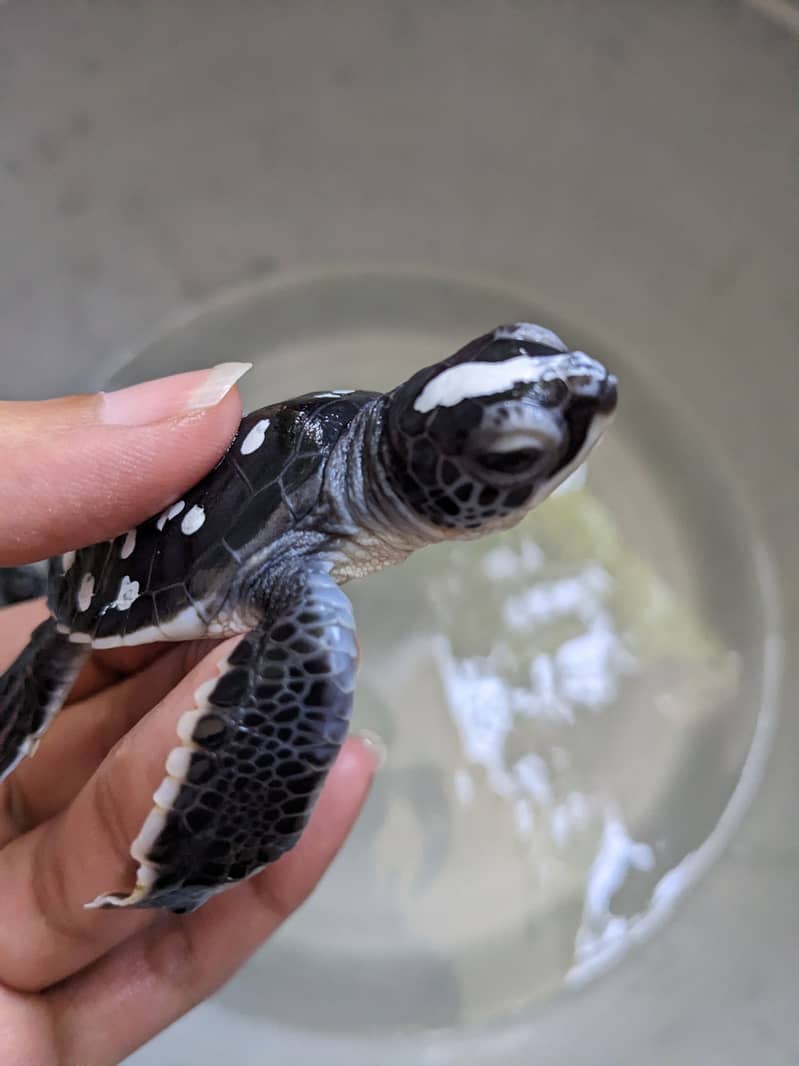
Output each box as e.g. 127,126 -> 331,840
353,728 -> 387,770
185,362 -> 253,411
100,362 -> 252,426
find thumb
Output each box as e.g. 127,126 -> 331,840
0,363 -> 250,566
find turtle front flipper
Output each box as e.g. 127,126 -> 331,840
0,618 -> 89,780
87,567 -> 357,913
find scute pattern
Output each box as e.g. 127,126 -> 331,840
100,567 -> 357,912
48,392 -> 377,643
380,406 -> 533,532
378,327 -> 574,531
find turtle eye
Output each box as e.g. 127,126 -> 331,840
479,446 -> 543,477
534,377 -> 569,407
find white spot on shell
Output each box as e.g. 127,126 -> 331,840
62,550 -> 76,573
156,499 -> 185,531
77,573 -> 95,612
120,529 -> 136,559
181,505 -> 205,535
240,418 -> 271,455
494,322 -> 568,352
313,389 -> 355,398
109,575 -> 140,611
414,353 -> 576,414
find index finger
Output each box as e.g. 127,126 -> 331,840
0,363 -> 248,566
0,599 -> 169,705
0,637 -> 246,991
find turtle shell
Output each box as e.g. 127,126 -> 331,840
48,390 -> 377,648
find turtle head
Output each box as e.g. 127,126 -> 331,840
381,323 -> 618,535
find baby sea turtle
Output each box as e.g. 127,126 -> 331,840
0,323 -> 617,913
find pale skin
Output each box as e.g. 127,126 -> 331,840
0,369 -> 378,1066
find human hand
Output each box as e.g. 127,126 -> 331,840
0,369 -> 378,1065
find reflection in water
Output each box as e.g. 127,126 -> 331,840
573,813 -> 655,973
432,527 -> 666,981
370,478 -> 750,1014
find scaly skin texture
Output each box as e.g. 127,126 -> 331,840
88,567 -> 357,912
0,322 -> 617,911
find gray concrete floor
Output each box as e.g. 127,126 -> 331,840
0,3 -> 797,1064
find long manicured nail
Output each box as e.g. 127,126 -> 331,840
353,729 -> 387,770
100,362 -> 252,426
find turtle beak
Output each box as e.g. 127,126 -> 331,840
598,373 -> 618,416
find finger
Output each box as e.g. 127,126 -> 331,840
0,363 -> 248,566
66,642 -> 170,706
0,640 -> 219,847
47,737 -> 378,1066
0,986 -> 55,1066
0,600 -> 50,668
0,635 -> 249,991
0,599 -> 172,711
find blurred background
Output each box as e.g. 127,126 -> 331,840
0,3 -> 797,1064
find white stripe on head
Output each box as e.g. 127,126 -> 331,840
413,353 -> 576,414
493,323 -> 568,352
